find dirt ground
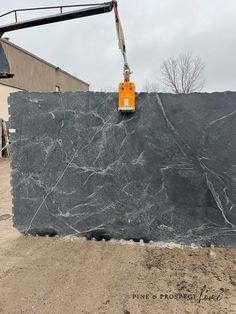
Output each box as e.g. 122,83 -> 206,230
0,159 -> 236,314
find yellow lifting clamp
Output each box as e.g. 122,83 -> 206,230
118,70 -> 136,113
113,0 -> 136,113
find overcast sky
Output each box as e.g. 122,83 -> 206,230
1,0 -> 236,92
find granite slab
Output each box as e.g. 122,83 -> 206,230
0,119 -> 2,158
9,91 -> 236,246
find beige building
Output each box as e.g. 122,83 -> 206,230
0,38 -> 89,121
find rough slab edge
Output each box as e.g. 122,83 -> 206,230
20,233 -> 220,249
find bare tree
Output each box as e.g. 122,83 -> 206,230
142,79 -> 159,92
160,53 -> 205,93
99,86 -> 117,92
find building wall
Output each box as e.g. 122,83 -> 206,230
0,84 -> 21,121
0,39 -> 90,121
0,39 -> 89,92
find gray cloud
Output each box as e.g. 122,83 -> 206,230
1,0 -> 235,91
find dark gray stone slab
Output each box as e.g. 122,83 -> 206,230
0,119 -> 2,158
9,91 -> 236,246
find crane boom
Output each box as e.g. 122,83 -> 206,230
0,1 -> 136,112
0,2 -> 114,78
0,2 -> 114,37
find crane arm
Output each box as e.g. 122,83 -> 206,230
0,2 -> 114,37
0,0 -> 136,114
0,2 -> 114,78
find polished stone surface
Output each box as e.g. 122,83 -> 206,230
9,91 -> 236,246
